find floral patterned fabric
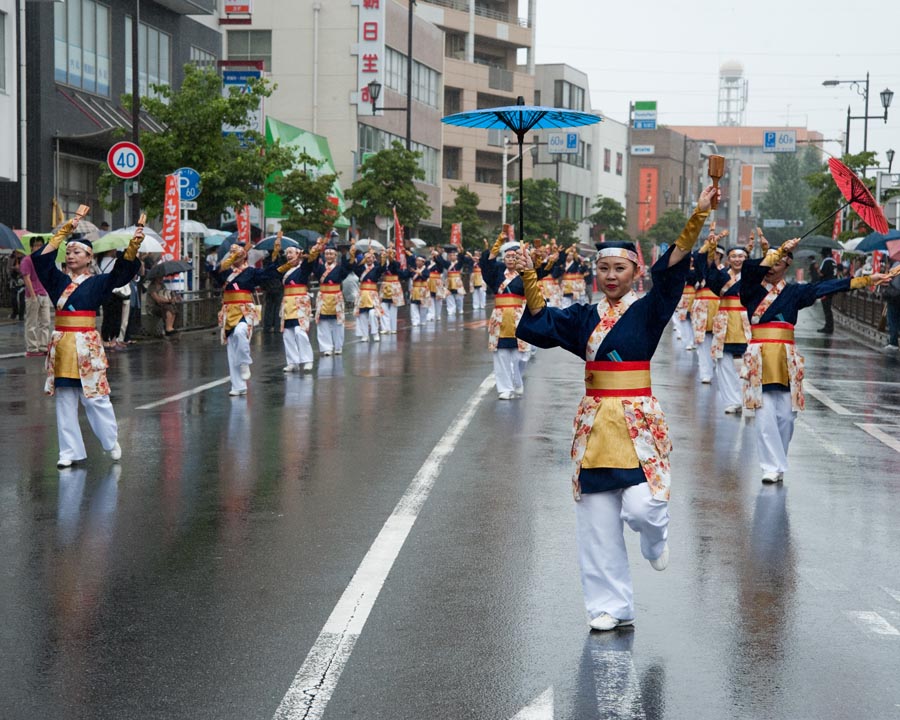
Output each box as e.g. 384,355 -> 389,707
45,282 -> 109,398
488,301 -> 528,352
281,293 -> 311,332
675,286 -> 695,322
741,341 -> 805,412
690,296 -> 710,345
585,292 -> 638,360
711,305 -> 751,359
315,289 -> 345,326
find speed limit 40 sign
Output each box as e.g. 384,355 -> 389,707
107,141 -> 145,179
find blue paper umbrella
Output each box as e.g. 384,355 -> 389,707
442,96 -> 601,243
256,235 -> 300,252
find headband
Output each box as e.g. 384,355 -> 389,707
596,247 -> 638,264
67,240 -> 93,254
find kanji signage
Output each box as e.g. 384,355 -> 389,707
354,0 -> 385,115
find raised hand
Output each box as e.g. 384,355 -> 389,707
697,184 -> 718,213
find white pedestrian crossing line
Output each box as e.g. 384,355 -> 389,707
590,647 -> 647,719
509,688 -> 554,719
854,423 -> 900,455
797,417 -> 847,456
136,377 -> 231,409
846,611 -> 900,636
882,587 -> 900,604
804,381 -> 855,416
272,375 -> 494,720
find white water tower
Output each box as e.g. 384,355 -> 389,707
717,61 -> 748,127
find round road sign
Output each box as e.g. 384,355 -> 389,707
107,141 -> 145,180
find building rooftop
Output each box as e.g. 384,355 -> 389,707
668,125 -> 824,147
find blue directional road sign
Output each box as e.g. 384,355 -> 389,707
175,167 -> 202,201
633,119 -> 657,130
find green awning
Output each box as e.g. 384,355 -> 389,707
265,117 -> 350,228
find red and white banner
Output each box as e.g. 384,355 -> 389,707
832,210 -> 842,240
393,206 -> 406,270
236,205 -> 251,248
161,174 -> 180,262
873,250 -> 883,275
450,223 -> 462,249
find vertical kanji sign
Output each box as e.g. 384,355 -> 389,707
355,0 -> 385,115
161,174 -> 180,262
236,205 -> 251,248
450,223 -> 462,249
393,205 -> 406,269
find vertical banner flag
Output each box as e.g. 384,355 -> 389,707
236,205 -> 251,248
357,0 -> 386,115
392,206 -> 406,269
832,210 -> 842,240
872,250 -> 882,276
637,167 -> 659,233
450,223 -> 462,249
161,174 -> 180,262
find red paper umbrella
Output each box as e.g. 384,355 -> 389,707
826,158 -> 889,234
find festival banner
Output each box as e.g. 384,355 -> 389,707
832,210 -> 842,240
637,167 -> 659,233
161,174 -> 180,262
236,205 -> 251,248
450,223 -> 462,249
392,206 -> 406,269
873,250 -> 883,275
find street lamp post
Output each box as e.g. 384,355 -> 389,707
823,73 -> 894,173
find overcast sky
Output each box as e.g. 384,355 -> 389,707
532,0 -> 900,164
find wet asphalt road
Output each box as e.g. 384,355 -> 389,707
1,305 -> 899,720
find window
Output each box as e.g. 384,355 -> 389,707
558,192 -> 584,221
58,154 -> 105,219
585,143 -> 591,171
384,47 -> 439,109
125,17 -> 171,100
227,30 -> 272,71
190,46 -> 217,70
358,124 -> 440,186
443,147 -> 461,180
0,13 -> 6,92
603,148 -> 611,173
444,88 -> 461,115
615,152 -> 623,176
554,80 -> 585,111
534,89 -> 541,106
54,0 -> 110,96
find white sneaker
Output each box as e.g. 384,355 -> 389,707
57,457 -> 73,468
589,612 -> 634,632
514,386 -> 524,397
228,388 -> 246,397
239,363 -> 251,380
110,442 -> 122,461
360,336 -> 368,342
649,543 -> 669,571
302,362 -> 313,371
724,404 -> 742,414
882,344 -> 899,352
761,471 -> 781,484
373,335 -> 381,342
335,349 -> 342,355
283,364 -> 298,373
685,345 -> 696,351
498,391 -> 514,400
700,377 -> 712,384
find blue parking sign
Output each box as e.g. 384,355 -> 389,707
764,132 -> 776,150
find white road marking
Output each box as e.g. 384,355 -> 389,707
800,568 -> 848,593
804,381 -> 854,415
135,377 -> 231,410
883,587 -> 900,604
845,611 -> 900,636
854,424 -> 900,455
591,646 -> 646,719
272,375 -> 495,720
0,352 -> 25,360
797,417 -> 848,457
509,688 -> 554,720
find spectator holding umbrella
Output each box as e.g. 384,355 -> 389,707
883,259 -> 900,352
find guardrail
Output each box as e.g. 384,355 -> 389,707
832,288 -> 888,331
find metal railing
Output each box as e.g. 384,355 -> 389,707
832,288 -> 888,330
419,0 -> 531,27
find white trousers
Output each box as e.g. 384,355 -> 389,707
754,390 -> 796,475
715,354 -> 743,407
426,297 -> 442,321
282,325 -> 313,366
317,318 -> 344,354
355,309 -> 380,338
561,295 -> 574,309
24,294 -> 52,352
117,297 -> 130,342
576,483 -> 669,622
446,293 -> 462,316
379,302 -> 398,332
698,333 -> 714,381
410,303 -> 423,326
471,286 -> 486,309
493,348 -> 528,394
55,386 -> 119,462
226,321 -> 252,393
677,318 -> 694,347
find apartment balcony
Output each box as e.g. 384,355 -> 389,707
155,0 -> 216,15
418,0 -> 533,48
443,57 -> 533,103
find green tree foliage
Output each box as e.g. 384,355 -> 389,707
442,185 -> 485,250
507,178 -> 579,244
588,196 -> 630,242
97,65 -> 295,227
345,141 -> 432,233
269,152 -> 340,233
637,209 -> 688,260
806,151 -> 877,239
757,147 -> 822,243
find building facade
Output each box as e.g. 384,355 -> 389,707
0,0 -> 221,231
0,0 -> 16,188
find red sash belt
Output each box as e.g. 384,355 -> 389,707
584,360 -> 652,397
494,293 -> 525,309
223,290 -> 253,304
360,281 -> 378,292
319,285 -> 342,294
55,310 -> 96,332
750,321 -> 795,344
695,288 -> 718,301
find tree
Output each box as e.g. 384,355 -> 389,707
507,178 -> 579,244
757,148 -> 821,244
345,141 -> 432,234
588,196 -> 630,242
637,209 -> 688,261
97,65 -> 295,227
269,152 -> 340,233
806,150 -> 877,240
442,185 -> 485,250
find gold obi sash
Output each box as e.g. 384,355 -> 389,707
719,296 -> 750,345
471,268 -> 484,287
221,289 -> 256,333
54,311 -> 98,381
584,361 -> 652,397
494,293 -> 525,338
562,272 -> 581,296
427,274 -> 443,294
682,284 -> 696,299
750,322 -> 794,387
577,361 -> 652,482
223,290 -> 253,305
447,270 -> 463,292
412,279 -> 428,302
358,280 -> 378,310
318,284 -> 342,316
284,285 -> 308,298
381,273 -> 398,298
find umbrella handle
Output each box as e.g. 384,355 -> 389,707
800,201 -> 850,240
